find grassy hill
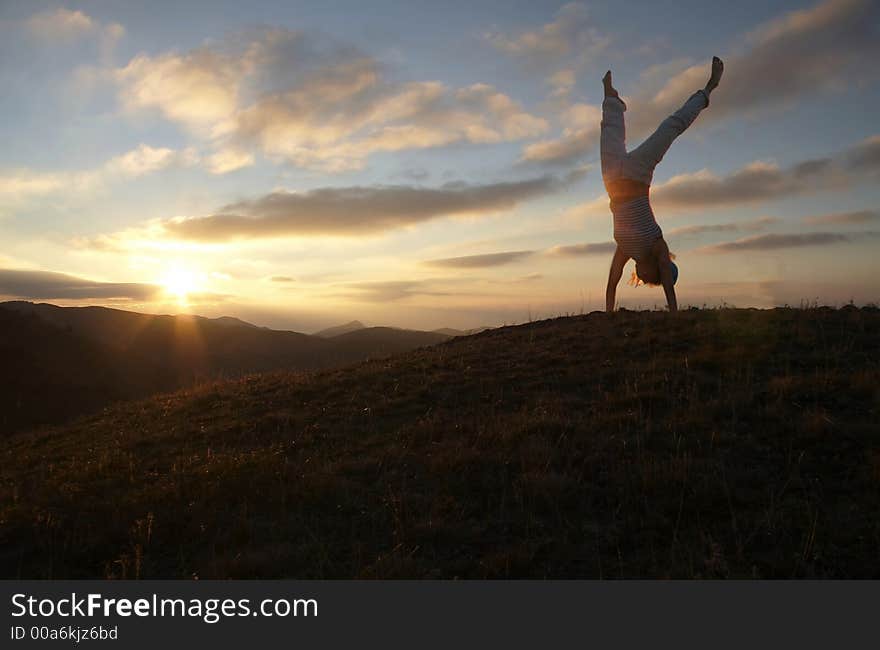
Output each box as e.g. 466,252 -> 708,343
1,307 -> 878,578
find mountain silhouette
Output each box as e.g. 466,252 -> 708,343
0,301 -> 453,434
314,320 -> 366,337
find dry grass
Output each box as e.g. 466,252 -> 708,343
1,307 -> 879,578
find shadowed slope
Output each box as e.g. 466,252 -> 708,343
1,308 -> 878,578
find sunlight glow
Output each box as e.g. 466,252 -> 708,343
159,263 -> 203,304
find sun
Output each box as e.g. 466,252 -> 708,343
159,264 -> 202,303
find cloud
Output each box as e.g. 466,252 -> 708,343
26,7 -> 125,60
645,135 -> 877,210
0,171 -> 73,201
695,231 -> 880,253
423,250 -> 534,268
206,148 -> 255,174
0,144 -> 197,207
561,194 -> 609,221
398,167 -> 430,181
520,126 -> 598,166
521,127 -> 598,166
846,135 -> 880,172
114,28 -> 548,172
340,280 -> 449,302
232,78 -> 548,172
26,8 -> 96,41
667,217 -> 779,237
269,276 -> 295,282
421,240 -> 617,268
160,176 -> 562,241
625,0 -> 880,137
546,241 -> 616,256
804,210 -> 879,225
104,144 -> 197,178
115,47 -> 243,136
0,269 -> 159,300
648,162 -> 817,210
548,69 -> 576,91
520,103 -> 601,166
485,3 -> 609,68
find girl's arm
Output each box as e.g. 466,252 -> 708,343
653,238 -> 678,312
605,245 -> 628,312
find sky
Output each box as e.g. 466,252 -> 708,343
0,0 -> 878,332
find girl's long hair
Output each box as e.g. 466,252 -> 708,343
628,251 -> 676,287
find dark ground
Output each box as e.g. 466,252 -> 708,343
1,307 -> 878,578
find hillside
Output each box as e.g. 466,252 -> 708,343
0,309 -> 160,434
432,326 -> 490,337
1,307 -> 878,578
0,302 -> 452,434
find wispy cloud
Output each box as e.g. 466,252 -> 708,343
27,8 -> 97,40
0,144 -> 196,207
159,176 -> 563,241
485,3 -> 609,69
0,268 -> 159,300
695,231 -> 880,253
104,144 -> 198,177
423,251 -> 534,268
205,148 -> 255,175
422,240 -> 617,268
339,280 -> 450,302
667,217 -> 779,237
546,241 -> 616,256
804,210 -> 879,225
846,135 -> 880,172
26,7 -> 125,61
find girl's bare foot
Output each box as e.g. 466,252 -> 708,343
603,70 -> 619,98
705,56 -> 724,93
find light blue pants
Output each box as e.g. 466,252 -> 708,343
601,90 -> 709,186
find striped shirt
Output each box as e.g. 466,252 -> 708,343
611,195 -> 662,262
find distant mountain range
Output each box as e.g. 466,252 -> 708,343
0,301 -> 456,434
314,320 -> 489,339
314,320 -> 365,338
